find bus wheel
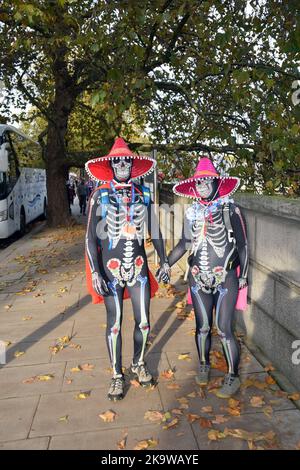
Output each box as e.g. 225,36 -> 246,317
20,208 -> 26,235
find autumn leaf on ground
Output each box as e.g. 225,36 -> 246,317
242,377 -> 268,391
69,343 -> 81,350
22,316 -> 33,321
177,396 -> 189,405
130,379 -> 140,388
224,428 -> 276,444
288,393 -> 300,401
201,406 -> 213,414
117,433 -> 128,450
175,301 -> 185,309
4,341 -> 11,347
178,353 -> 191,361
264,364 -> 275,372
207,429 -> 226,441
80,363 -> 94,371
160,369 -> 175,380
59,415 -> 69,422
14,351 -> 25,358
263,406 -> 273,418
75,391 -> 91,400
265,375 -> 276,385
163,418 -> 179,430
187,414 -> 200,423
144,410 -> 164,423
250,396 -> 265,408
171,408 -> 183,415
295,440 -> 300,450
210,350 -> 227,372
166,383 -> 180,390
212,415 -> 229,424
66,378 -> 73,385
199,417 -> 212,429
70,366 -> 82,373
99,410 -> 117,423
37,374 -> 54,381
134,439 -> 158,450
187,391 -> 196,398
4,304 -> 13,310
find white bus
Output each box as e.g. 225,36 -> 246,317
0,125 -> 47,238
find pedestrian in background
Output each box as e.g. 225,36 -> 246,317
77,179 -> 88,216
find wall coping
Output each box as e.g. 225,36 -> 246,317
235,193 -> 300,222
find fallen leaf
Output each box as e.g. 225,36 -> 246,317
212,415 -> 229,424
160,369 -> 175,380
99,410 -> 117,423
14,351 -> 25,358
199,417 -> 212,428
4,304 -> 13,310
177,396 -> 189,405
130,379 -> 140,388
263,406 -> 273,417
171,409 -> 184,416
295,440 -> 300,450
70,366 -> 82,373
187,413 -> 200,423
187,391 -> 196,398
75,391 -> 91,400
59,415 -> 69,422
288,393 -> 300,401
22,316 -> 32,321
178,353 -> 191,361
37,374 -> 54,382
163,418 -> 179,430
264,364 -> 275,372
144,410 -> 164,423
250,396 -> 265,408
4,341 -> 11,347
117,433 -> 128,450
166,383 -> 180,390
134,439 -> 158,450
66,378 -> 73,385
265,375 -> 276,385
207,429 -> 226,441
201,406 -> 213,413
80,363 -> 94,371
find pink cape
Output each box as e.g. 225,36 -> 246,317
186,266 -> 248,311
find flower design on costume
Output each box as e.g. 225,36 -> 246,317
107,255 -> 145,287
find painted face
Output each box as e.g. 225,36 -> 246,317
195,179 -> 216,199
111,157 -> 133,181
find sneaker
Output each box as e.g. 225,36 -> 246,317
195,364 -> 210,386
216,374 -> 241,398
107,375 -> 124,401
131,362 -> 154,387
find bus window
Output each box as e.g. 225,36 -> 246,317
0,172 -> 7,199
5,133 -> 20,192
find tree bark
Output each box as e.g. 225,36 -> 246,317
45,85 -> 74,227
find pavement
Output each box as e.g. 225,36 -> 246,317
0,198 -> 300,450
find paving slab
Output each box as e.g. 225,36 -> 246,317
0,396 -> 40,442
0,437 -> 49,450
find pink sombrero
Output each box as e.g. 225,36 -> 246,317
173,157 -> 240,200
85,137 -> 156,182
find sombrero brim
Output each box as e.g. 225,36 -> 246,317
173,175 -> 240,200
85,155 -> 156,182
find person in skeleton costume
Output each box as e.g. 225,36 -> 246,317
168,158 -> 248,398
85,138 -> 170,401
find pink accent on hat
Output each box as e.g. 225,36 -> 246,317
173,157 -> 240,200
85,137 -> 156,182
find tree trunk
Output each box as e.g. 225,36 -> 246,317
45,87 -> 74,227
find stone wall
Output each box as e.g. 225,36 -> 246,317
159,185 -> 300,389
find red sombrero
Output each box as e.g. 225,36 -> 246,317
85,137 -> 156,182
173,157 -> 240,201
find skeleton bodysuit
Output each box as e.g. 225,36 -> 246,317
168,192 -> 248,377
86,180 -> 167,377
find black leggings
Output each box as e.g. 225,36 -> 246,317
103,276 -> 151,376
189,269 -> 240,376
